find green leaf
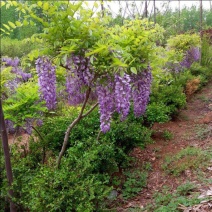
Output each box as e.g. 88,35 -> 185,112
85,45 -> 107,56
43,2 -> 49,11
94,2 -> 99,8
1,1 -> 5,7
120,69 -> 125,77
8,21 -> 16,29
37,1 -> 42,7
130,67 -> 137,74
3,24 -> 10,31
90,55 -> 94,64
15,21 -> 22,27
112,58 -> 128,68
23,20 -> 28,26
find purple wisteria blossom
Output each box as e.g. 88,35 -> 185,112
96,77 -> 115,133
65,54 -> 95,105
180,47 -> 200,69
114,73 -> 131,121
35,56 -> 57,110
2,57 -> 32,91
131,69 -> 152,117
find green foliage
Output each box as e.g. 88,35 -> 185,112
1,37 -> 38,58
122,170 -> 147,200
167,33 -> 201,52
38,108 -> 152,168
151,84 -> 187,115
162,130 -> 173,141
3,81 -> 47,128
176,182 -> 196,196
145,102 -> 170,126
1,1 -> 164,77
105,117 -> 153,155
200,36 -> 212,67
162,147 -> 210,176
6,140 -> 112,212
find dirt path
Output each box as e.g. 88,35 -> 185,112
118,80 -> 212,211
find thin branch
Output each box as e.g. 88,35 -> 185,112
81,102 -> 98,118
96,130 -> 101,141
56,87 -> 91,168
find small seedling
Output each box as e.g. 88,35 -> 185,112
163,130 -> 173,141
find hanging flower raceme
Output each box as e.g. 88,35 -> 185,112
35,56 -> 57,110
114,73 -> 131,121
131,69 -> 152,117
65,54 -> 95,105
180,47 -> 200,69
96,77 -> 115,133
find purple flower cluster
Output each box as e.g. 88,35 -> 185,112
96,77 -> 115,133
2,57 -> 32,91
36,56 -> 57,110
96,70 -> 152,133
114,74 -> 131,121
65,54 -> 95,105
180,47 -> 200,69
131,70 -> 152,117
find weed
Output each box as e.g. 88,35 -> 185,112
176,182 -> 197,196
122,170 -> 147,200
145,185 -> 201,212
162,130 -> 173,141
162,147 -> 210,176
142,162 -> 152,171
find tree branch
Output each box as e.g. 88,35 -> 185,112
56,87 -> 92,168
81,102 -> 98,118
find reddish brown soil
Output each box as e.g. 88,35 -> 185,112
116,80 -> 212,211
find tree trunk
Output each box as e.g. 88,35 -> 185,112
144,0 -> 148,18
179,0 -> 181,33
56,88 -> 98,168
153,0 -> 156,24
0,99 -> 17,212
200,0 -> 203,31
101,0 -> 104,18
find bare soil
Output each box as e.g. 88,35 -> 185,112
117,80 -> 212,211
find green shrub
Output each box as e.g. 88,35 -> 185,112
0,37 -> 37,58
151,84 -> 187,115
7,140 -> 112,212
145,102 -> 170,125
201,36 -> 212,67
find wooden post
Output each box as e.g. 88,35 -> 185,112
0,99 -> 16,212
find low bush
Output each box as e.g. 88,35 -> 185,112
0,37 -> 38,58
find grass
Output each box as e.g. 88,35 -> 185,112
195,124 -> 211,140
162,147 -> 210,176
144,184 -> 201,212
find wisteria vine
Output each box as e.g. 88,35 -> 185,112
3,54 -> 153,134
